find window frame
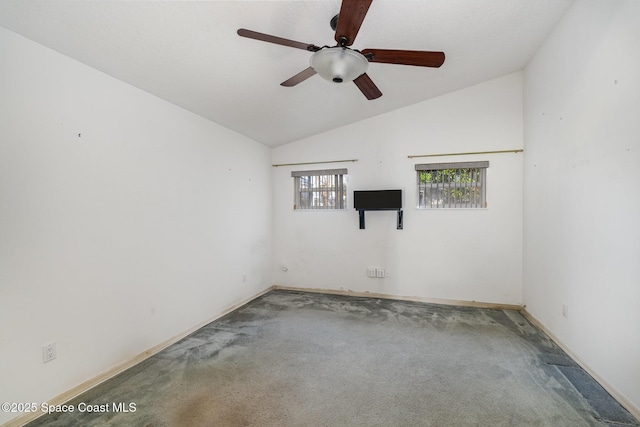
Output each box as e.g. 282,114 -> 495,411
415,161 -> 488,209
291,168 -> 348,211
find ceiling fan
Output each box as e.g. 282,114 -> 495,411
237,0 -> 445,100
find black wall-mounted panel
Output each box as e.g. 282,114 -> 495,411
353,190 -> 402,210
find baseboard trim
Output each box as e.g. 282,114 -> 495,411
3,286 -> 273,427
521,309 -> 640,423
272,285 -> 524,311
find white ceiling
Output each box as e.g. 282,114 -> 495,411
0,0 -> 573,147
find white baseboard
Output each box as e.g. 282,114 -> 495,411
273,284 -> 524,311
3,286 -> 273,427
521,309 -> 640,423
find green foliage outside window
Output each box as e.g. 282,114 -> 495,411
418,168 -> 484,208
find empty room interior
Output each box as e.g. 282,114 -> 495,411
1,0 -> 639,426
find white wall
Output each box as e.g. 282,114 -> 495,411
272,73 -> 523,305
0,27 -> 271,425
523,0 -> 640,413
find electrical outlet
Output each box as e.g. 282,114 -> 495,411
43,343 -> 57,363
367,268 -> 377,278
376,268 -> 385,278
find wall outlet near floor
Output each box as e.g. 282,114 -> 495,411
367,268 -> 387,278
43,342 -> 57,363
562,304 -> 569,318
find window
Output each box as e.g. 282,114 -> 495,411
416,161 -> 488,209
292,169 -> 347,210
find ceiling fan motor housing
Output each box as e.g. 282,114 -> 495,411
310,47 -> 369,84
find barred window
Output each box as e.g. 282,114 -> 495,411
416,161 -> 488,209
292,169 -> 347,210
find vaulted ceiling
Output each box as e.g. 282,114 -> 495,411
0,0 -> 573,146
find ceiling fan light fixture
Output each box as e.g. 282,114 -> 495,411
310,47 -> 369,83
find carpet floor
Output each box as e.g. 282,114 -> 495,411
27,290 -> 639,426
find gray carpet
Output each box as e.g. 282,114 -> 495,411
27,290 -> 639,426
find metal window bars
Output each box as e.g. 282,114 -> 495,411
293,170 -> 347,210
416,162 -> 488,209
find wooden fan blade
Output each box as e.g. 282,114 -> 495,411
361,49 -> 445,67
353,73 -> 382,100
281,67 -> 317,87
237,29 -> 319,51
334,0 -> 373,46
